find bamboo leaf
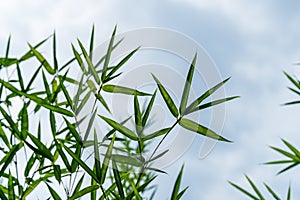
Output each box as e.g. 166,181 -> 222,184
100,133 -> 116,184
63,145 -> 98,182
99,115 -> 138,140
186,77 -> 231,111
69,185 -> 99,200
72,174 -> 85,196
111,154 -> 142,166
245,175 -> 264,199
24,153 -> 36,177
229,181 -> 259,200
53,31 -> 58,71
130,179 -> 142,200
28,44 -> 56,75
72,44 -> 87,74
112,160 -> 125,199
152,74 -> 179,118
171,165 -> 184,200
16,63 -> 24,91
179,53 -> 197,114
185,96 -> 239,115
281,139 -> 300,158
46,183 -> 61,200
142,128 -> 171,141
27,132 -> 54,162
287,185 -> 291,200
78,39 -> 100,84
179,118 -> 231,142
264,183 -> 280,200
142,90 -> 157,127
89,25 -> 95,60
0,122 -> 10,148
103,84 -> 150,96
94,131 -> 102,181
101,25 -> 117,81
134,94 -> 143,134
106,47 -> 140,79
0,143 -> 23,177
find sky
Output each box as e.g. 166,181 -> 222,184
1,0 -> 300,199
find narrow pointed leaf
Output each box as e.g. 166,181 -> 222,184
179,118 -> 231,142
142,90 -> 157,127
229,181 -> 259,200
94,131 -> 102,181
0,143 -> 23,177
29,44 -> 55,75
264,183 -> 280,200
100,133 -> 116,184
152,74 -> 179,117
245,175 -> 264,199
185,96 -> 239,114
112,160 -> 125,199
72,174 -> 85,196
171,165 -> 184,200
27,132 -> 54,162
177,186 -> 189,200
46,183 -> 61,200
63,145 -> 98,182
69,185 -> 99,200
111,154 -> 142,166
142,128 -> 171,141
134,94 -> 142,134
101,25 -> 116,81
103,84 -> 150,96
89,25 -> 95,60
186,77 -> 231,111
99,115 -> 138,140
180,53 -> 197,114
78,39 -> 100,84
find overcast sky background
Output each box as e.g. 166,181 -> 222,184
1,1 -> 300,199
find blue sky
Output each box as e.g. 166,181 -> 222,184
1,0 -> 300,199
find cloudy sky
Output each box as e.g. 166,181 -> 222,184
1,0 -> 300,199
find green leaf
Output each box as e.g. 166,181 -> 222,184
20,36 -> 50,62
72,44 -> 87,74
0,122 -> 10,148
28,43 -> 56,75
130,179 -> 142,200
101,25 -> 117,81
111,154 -> 142,166
100,133 -> 116,184
152,74 -> 179,118
63,145 -> 98,182
284,71 -> 300,90
16,63 -> 24,91
0,143 -> 23,177
179,118 -> 231,142
53,31 -> 58,71
229,181 -> 259,200
0,79 -> 73,117
78,39 -> 100,84
69,185 -> 99,200
0,58 -> 17,67
53,165 -> 61,183
105,47 -> 140,79
186,77 -> 231,111
99,115 -> 138,140
89,25 -> 95,60
46,183 -> 61,200
20,102 -> 29,139
264,183 -> 280,200
185,96 -> 239,115
94,131 -> 102,181
269,146 -> 299,160
281,139 -> 300,158
103,84 -> 150,96
27,132 -> 54,162
25,65 -> 42,92
134,94 -> 143,134
54,140 -> 71,171
179,53 -> 197,114
49,111 -> 56,137
112,160 -> 125,199
72,174 -> 85,196
142,90 -> 157,127
142,128 -> 171,141
24,153 -> 36,177
287,185 -> 291,200
83,108 -> 98,142
8,171 -> 15,200
177,186 -> 189,200
245,175 -> 264,199
171,165 -> 184,200
0,106 -> 21,139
